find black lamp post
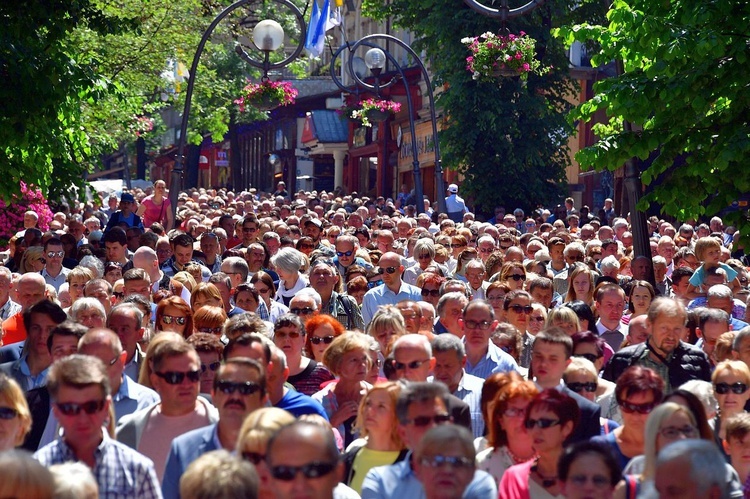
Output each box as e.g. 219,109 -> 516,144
168,0 -> 306,219
330,34 -> 447,215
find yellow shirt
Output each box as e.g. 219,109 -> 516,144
350,447 -> 401,494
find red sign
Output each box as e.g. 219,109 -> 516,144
301,115 -> 316,143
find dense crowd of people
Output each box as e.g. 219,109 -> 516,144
0,179 -> 748,498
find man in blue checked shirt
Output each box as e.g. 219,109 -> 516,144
460,300 -> 519,379
34,354 -> 161,498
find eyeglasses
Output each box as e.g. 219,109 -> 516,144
421,289 -> 440,297
393,359 -> 430,371
486,294 -> 505,302
37,258 -> 46,264
504,407 -> 526,418
714,382 -> 748,395
154,370 -> 201,384
525,222 -> 536,227
336,250 -> 354,257
275,330 -> 304,339
508,304 -> 533,314
161,315 -> 186,325
463,319 -> 493,330
508,274 -> 526,281
368,280 -> 383,289
310,335 -> 335,345
405,413 -> 452,427
524,418 -> 561,429
619,400 -> 656,414
290,308 -> 315,316
242,452 -> 266,464
269,462 -> 338,481
419,455 -> 474,470
47,250 -> 65,258
215,380 -> 262,396
55,400 -> 105,416
659,425 -> 699,439
198,326 -> 223,334
201,361 -> 221,373
575,353 -> 600,364
567,382 -> 598,393
377,266 -> 398,274
0,407 -> 18,419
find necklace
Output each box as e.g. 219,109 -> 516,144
531,458 -> 557,488
506,446 -> 537,464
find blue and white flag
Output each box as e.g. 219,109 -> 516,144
304,0 -> 321,57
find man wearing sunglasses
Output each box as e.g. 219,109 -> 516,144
604,298 -> 711,393
333,234 -> 372,278
162,358 -> 267,499
35,354 -> 161,498
41,238 -> 70,292
116,338 -> 219,481
361,381 -> 496,498
362,252 -> 422,326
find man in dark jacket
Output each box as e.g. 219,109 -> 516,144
603,297 -> 711,392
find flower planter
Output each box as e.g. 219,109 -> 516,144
493,68 -> 520,79
248,95 -> 281,111
365,109 -> 390,123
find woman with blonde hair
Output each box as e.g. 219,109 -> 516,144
236,407 -> 296,499
0,374 -> 32,451
366,305 -> 406,370
712,360 -> 750,444
343,382 -> 406,493
565,263 -> 595,306
498,261 -> 527,291
172,271 -> 198,292
20,246 -> 45,274
192,305 -> 228,336
313,332 -> 373,447
190,282 -> 223,313
545,307 -> 581,336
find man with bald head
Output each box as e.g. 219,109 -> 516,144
132,246 -> 189,303
78,328 -> 159,422
362,251 -> 422,325
2,272 -> 48,346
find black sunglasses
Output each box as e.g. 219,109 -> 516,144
310,335 -> 335,345
155,370 -> 201,384
575,353 -> 600,364
376,267 -> 398,275
567,382 -> 598,393
161,315 -> 186,326
0,407 -> 18,419
269,462 -> 338,481
242,452 -> 265,465
290,308 -> 315,316
201,361 -> 221,373
715,382 -> 748,395
421,289 -> 440,297
406,413 -> 452,427
55,400 -> 105,416
393,359 -> 430,371
524,417 -> 561,429
619,400 -> 656,414
508,274 -> 526,281
215,380 -> 262,396
508,304 -> 533,314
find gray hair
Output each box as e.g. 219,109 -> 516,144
222,257 -> 249,282
436,291 -> 470,316
291,288 -> 322,310
563,242 -> 585,257
79,255 -> 105,279
652,255 -> 667,267
600,255 -> 620,273
431,334 -> 465,359
656,440 -> 730,498
734,326 -> 750,352
108,302 -> 144,328
395,381 -> 450,424
69,297 -> 106,322
270,247 -> 308,274
677,380 -> 718,419
412,238 -> 435,259
707,284 -> 733,301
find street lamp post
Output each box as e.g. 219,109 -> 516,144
168,0 -> 306,219
330,34 -> 447,215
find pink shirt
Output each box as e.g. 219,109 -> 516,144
141,195 -> 171,228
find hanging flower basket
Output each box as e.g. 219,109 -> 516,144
129,115 -> 154,137
348,98 -> 401,127
234,80 -> 298,113
462,31 -> 547,83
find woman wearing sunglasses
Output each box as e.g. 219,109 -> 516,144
498,261 -> 527,292
592,366 -> 664,472
186,332 -> 224,395
274,314 -> 334,396
498,389 -> 579,498
403,239 -> 436,286
564,357 -> 620,436
236,407 -> 296,499
305,314 -> 345,362
711,360 -> 750,454
155,296 -> 194,338
250,271 -> 289,324
0,373 -> 32,452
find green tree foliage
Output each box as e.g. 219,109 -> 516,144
363,0 -> 582,214
555,0 -> 750,232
